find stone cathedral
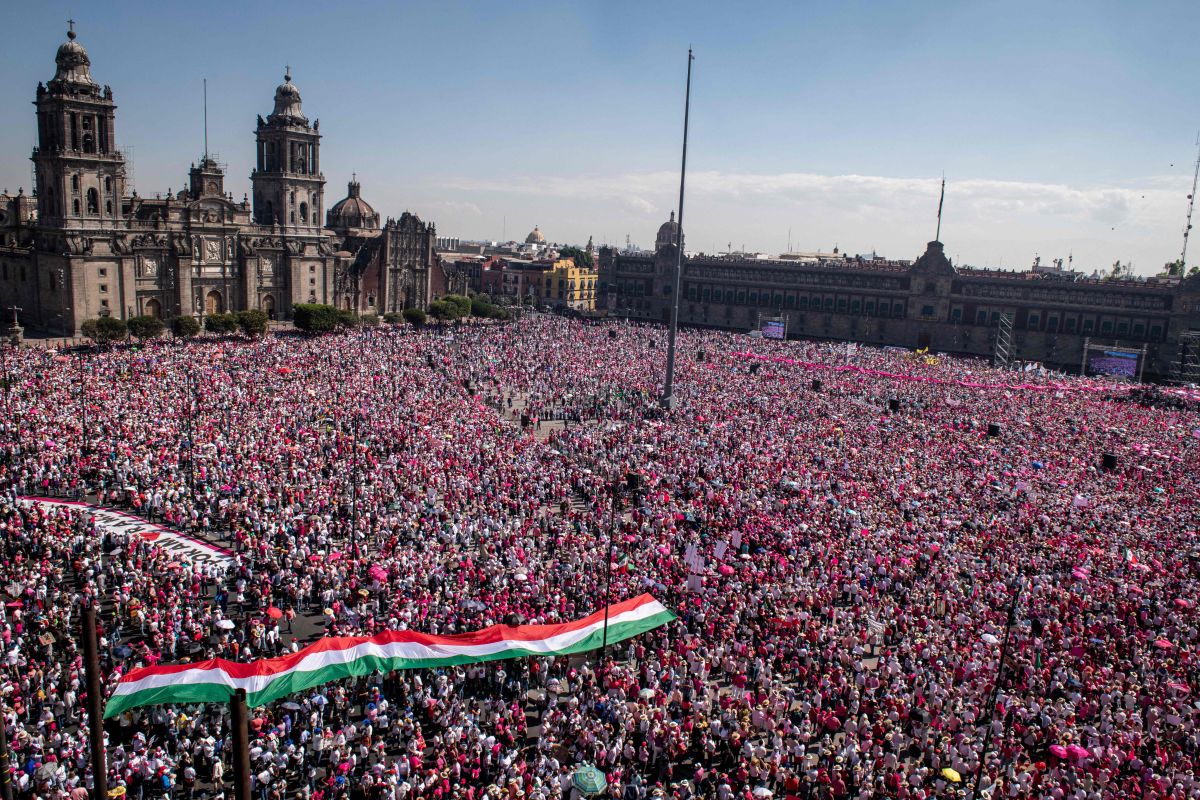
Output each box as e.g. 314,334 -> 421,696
0,25 -> 445,334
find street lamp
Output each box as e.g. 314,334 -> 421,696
600,471 -> 641,662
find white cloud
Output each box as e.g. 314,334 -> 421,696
437,169 -> 1190,273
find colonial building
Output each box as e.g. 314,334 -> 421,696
0,25 -> 442,333
599,214 -> 1200,381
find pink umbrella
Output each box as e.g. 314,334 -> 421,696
718,564 -> 735,576
1048,745 -> 1068,759
1174,598 -> 1192,610
1154,639 -> 1174,650
1066,745 -> 1090,760
1167,682 -> 1190,695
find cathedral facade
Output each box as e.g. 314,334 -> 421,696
0,26 -> 442,334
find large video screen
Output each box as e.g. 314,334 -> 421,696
1088,349 -> 1139,378
762,320 -> 786,340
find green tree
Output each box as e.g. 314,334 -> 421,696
292,304 -> 342,334
336,309 -> 361,329
205,313 -> 238,334
402,307 -> 427,327
428,300 -> 455,321
558,246 -> 594,268
80,316 -> 128,346
236,309 -> 270,337
361,313 -> 381,327
441,294 -> 472,318
127,315 -> 165,341
383,312 -> 404,325
171,315 -> 201,338
1163,259 -> 1186,277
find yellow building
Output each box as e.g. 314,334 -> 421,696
540,258 -> 598,311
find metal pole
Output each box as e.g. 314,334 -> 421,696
230,688 -> 251,800
972,581 -> 1022,797
662,48 -> 695,410
350,416 -> 359,560
81,604 -> 107,799
600,481 -> 619,658
0,703 -> 13,800
78,350 -> 87,458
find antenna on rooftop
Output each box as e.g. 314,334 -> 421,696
203,78 -> 209,161
1181,132 -> 1200,269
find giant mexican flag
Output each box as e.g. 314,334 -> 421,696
104,594 -> 674,718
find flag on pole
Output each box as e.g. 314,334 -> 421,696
104,594 -> 674,718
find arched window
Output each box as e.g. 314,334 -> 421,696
71,175 -> 80,192
104,177 -> 112,193
82,134 -> 94,153
105,200 -> 112,215
299,202 -> 308,224
86,188 -> 99,215
72,198 -> 80,215
145,298 -> 162,319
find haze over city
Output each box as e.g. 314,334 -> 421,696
2,0 -> 1199,273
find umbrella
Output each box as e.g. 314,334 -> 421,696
1066,744 -> 1089,760
981,633 -> 999,645
1048,745 -> 1068,758
940,768 -> 961,783
638,688 -> 656,700
1155,639 -> 1174,649
107,789 -> 127,798
752,788 -> 773,798
267,607 -> 283,620
281,701 -> 302,711
215,619 -> 236,630
572,765 -> 607,796
1174,598 -> 1192,609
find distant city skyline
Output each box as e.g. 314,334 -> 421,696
2,0 -> 1199,274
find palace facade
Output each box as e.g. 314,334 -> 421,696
599,215 -> 1200,381
0,26 -> 445,334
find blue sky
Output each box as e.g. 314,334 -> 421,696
2,0 -> 1199,273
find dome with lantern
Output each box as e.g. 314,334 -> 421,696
525,226 -> 545,245
655,210 -> 682,251
326,176 -> 380,233
50,24 -> 98,90
268,69 -> 307,125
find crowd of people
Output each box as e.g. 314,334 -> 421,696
0,315 -> 1197,800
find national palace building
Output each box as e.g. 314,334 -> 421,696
0,25 -> 459,334
599,215 -> 1200,382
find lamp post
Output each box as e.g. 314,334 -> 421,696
972,574 -> 1025,796
661,48 -> 695,410
600,472 -> 641,663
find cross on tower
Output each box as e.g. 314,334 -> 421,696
285,64 -> 291,80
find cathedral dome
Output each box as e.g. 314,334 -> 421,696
269,70 -> 307,124
52,26 -> 97,87
655,210 -> 681,250
525,226 -> 545,244
326,177 -> 380,231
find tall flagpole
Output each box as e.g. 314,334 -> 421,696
82,603 -> 108,799
935,175 -> 945,242
661,48 -> 694,410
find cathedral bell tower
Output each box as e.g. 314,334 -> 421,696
251,69 -> 324,230
31,22 -> 127,229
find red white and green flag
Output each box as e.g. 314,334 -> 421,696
104,594 -> 673,718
